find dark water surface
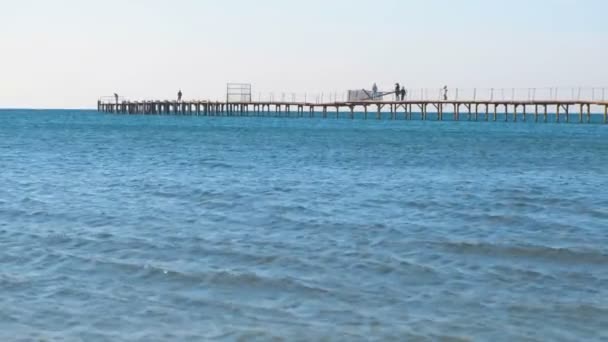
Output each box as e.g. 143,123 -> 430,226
1,110 -> 607,341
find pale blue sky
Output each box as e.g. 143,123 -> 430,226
1,0 -> 606,108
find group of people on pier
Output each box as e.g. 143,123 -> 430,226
372,83 -> 409,101
372,83 -> 449,101
394,83 -> 408,101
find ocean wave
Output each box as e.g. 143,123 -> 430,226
436,241 -> 608,265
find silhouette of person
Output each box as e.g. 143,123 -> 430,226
114,93 -> 119,104
443,86 -> 448,101
395,83 -> 401,101
372,83 -> 378,100
400,87 -> 406,101
178,89 -> 183,102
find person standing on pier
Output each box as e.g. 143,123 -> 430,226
443,86 -> 448,101
178,89 -> 183,102
400,87 -> 406,101
114,93 -> 119,105
395,83 -> 401,101
372,83 -> 378,100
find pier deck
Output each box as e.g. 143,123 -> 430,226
98,99 -> 608,124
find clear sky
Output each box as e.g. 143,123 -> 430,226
1,0 -> 606,108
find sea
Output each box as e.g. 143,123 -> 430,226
1,109 -> 607,341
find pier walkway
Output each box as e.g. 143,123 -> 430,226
98,99 -> 608,123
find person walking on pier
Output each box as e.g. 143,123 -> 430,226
443,86 -> 448,101
395,83 -> 401,101
400,87 -> 406,101
177,89 -> 183,102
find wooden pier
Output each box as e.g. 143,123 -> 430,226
97,99 -> 608,124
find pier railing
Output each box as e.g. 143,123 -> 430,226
242,87 -> 607,104
99,87 -> 607,106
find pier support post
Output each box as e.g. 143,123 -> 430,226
96,98 -> 607,126
485,104 -> 489,121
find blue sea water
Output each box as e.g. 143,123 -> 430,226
1,109 -> 607,341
